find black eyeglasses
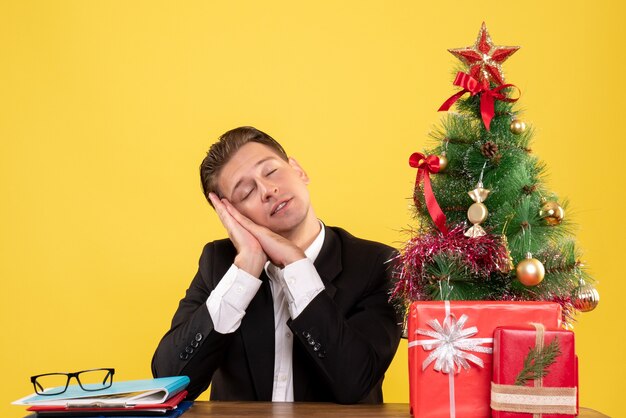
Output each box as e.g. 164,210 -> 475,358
30,368 -> 115,395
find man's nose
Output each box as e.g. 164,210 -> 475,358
260,181 -> 279,201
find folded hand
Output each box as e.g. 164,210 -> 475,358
208,193 -> 267,277
220,199 -> 306,268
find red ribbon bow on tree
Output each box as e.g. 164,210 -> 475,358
409,152 -> 448,234
438,72 -> 520,131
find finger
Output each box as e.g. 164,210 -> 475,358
209,193 -> 228,215
209,196 -> 267,274
222,199 -> 271,236
209,194 -> 235,227
210,194 -> 255,247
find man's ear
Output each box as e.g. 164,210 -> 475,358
288,157 -> 310,184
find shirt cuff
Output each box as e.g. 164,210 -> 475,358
280,258 -> 325,319
206,264 -> 262,333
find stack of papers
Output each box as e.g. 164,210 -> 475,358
13,376 -> 192,417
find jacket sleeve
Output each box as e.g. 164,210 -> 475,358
287,246 -> 402,404
151,242 -> 235,400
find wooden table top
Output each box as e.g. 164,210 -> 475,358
181,401 -> 609,417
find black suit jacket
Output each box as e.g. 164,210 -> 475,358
151,225 -> 402,403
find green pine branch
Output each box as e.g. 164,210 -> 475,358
514,337 -> 562,386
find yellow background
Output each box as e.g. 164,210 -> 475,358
1,1 -> 624,417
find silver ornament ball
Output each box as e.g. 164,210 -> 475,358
572,283 -> 600,312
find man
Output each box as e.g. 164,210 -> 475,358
152,126 -> 401,403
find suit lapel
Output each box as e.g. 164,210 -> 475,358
313,225 -> 342,298
240,272 -> 275,401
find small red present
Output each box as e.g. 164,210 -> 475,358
408,301 -> 561,418
491,325 -> 578,417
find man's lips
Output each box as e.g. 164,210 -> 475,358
271,198 -> 292,216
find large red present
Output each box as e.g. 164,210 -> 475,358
408,301 -> 562,418
491,325 -> 578,417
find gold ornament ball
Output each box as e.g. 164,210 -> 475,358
540,201 -> 565,225
516,257 -> 545,286
510,119 -> 527,135
438,154 -> 448,172
572,283 -> 600,312
467,202 -> 488,224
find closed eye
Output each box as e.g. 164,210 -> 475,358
266,168 -> 277,176
241,185 -> 255,201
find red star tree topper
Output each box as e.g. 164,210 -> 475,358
448,22 -> 519,85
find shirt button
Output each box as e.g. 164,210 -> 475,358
236,285 -> 244,293
279,375 -> 287,382
286,332 -> 292,338
287,278 -> 295,286
195,333 -> 203,342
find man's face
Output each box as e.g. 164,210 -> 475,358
216,142 -> 312,236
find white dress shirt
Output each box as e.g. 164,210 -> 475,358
206,222 -> 326,401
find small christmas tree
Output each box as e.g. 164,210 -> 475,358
392,23 -> 599,327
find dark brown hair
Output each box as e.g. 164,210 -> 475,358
200,126 -> 288,204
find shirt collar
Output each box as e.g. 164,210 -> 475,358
304,220 -> 325,262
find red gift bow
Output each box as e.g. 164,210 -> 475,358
409,152 -> 448,234
438,72 -> 520,131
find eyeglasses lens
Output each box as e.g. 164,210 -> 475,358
34,374 -> 69,395
78,369 -> 114,391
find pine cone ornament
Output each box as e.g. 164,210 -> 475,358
481,141 -> 499,158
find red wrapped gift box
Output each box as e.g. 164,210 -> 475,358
491,325 -> 578,417
408,301 -> 562,418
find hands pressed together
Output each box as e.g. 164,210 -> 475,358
208,193 -> 306,277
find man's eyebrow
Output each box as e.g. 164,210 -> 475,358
229,156 -> 278,198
